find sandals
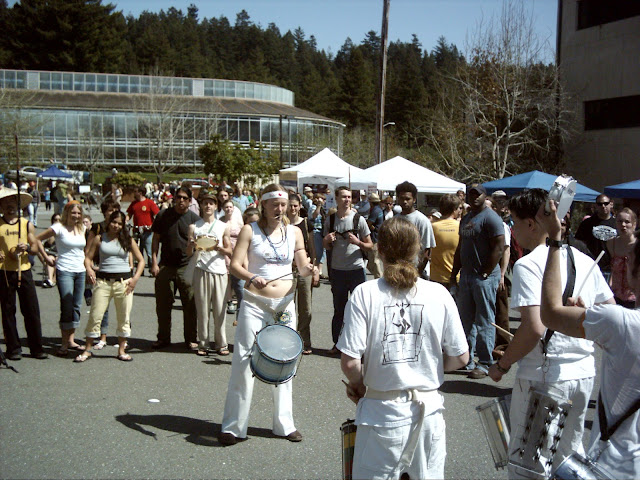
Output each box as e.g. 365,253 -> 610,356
196,349 -> 208,356
302,348 -> 313,355
74,352 -> 92,363
218,347 -> 230,356
117,353 -> 133,362
93,340 -> 107,350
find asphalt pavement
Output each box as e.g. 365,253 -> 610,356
0,206 -> 601,479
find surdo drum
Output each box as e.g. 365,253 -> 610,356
250,324 -> 303,385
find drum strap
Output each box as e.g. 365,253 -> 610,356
542,247 -> 576,354
598,392 -> 640,442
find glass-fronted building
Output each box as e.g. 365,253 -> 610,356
0,69 -> 344,170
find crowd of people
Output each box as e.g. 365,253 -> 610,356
0,177 -> 638,478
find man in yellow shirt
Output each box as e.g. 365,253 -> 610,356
430,194 -> 462,287
0,188 -> 48,360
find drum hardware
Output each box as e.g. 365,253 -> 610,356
340,419 -> 357,480
249,324 -> 303,385
510,387 -> 572,479
546,175 -> 577,220
551,453 -> 612,480
477,395 -> 512,469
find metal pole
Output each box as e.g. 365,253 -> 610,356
374,0 -> 391,164
279,115 -> 283,169
14,134 -> 22,287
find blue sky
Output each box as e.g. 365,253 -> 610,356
113,0 -> 558,57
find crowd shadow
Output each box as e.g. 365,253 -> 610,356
440,380 -> 512,398
115,413 -> 273,446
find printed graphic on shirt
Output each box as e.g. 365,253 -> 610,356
382,301 -> 424,364
592,225 -> 617,241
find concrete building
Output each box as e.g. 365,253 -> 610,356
0,69 -> 344,171
558,0 -> 640,191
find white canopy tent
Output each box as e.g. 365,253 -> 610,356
279,148 -> 375,191
362,156 -> 465,194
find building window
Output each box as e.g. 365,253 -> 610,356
577,0 -> 640,30
584,95 -> 640,130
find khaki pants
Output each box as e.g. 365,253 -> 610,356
193,268 -> 228,349
367,245 -> 384,279
85,278 -> 132,338
294,275 -> 313,349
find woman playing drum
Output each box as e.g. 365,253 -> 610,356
337,217 -> 469,479
218,184 -> 317,446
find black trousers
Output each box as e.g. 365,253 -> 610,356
0,269 -> 45,355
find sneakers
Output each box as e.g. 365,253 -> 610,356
42,279 -> 55,288
7,351 -> 22,361
226,301 -> 237,314
468,368 -> 488,379
33,351 -> 49,360
284,430 -> 303,442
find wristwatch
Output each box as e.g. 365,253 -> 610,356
545,237 -> 564,249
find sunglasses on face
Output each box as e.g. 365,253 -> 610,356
596,202 -> 611,206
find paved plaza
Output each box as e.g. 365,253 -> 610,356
0,207 -> 601,479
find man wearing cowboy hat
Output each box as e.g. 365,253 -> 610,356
0,188 -> 49,360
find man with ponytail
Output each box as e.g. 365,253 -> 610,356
338,217 -> 469,479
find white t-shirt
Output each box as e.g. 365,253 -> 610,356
397,210 -> 436,251
510,245 -> 613,382
337,278 -> 468,427
216,206 -> 243,225
584,304 -> 640,479
503,222 -> 511,247
51,222 -> 86,273
194,219 -> 228,275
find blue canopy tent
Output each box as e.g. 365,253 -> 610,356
604,179 -> 640,200
36,165 -> 73,181
482,170 -> 600,202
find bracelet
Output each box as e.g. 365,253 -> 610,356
248,274 -> 259,286
495,360 -> 510,374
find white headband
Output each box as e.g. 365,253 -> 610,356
261,191 -> 287,201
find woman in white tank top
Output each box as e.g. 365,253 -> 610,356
219,184 -> 317,446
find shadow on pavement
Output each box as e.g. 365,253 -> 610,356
115,413 -> 274,446
440,380 -> 512,398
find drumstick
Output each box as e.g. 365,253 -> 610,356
491,322 -> 514,340
574,250 -> 605,299
265,272 -> 296,284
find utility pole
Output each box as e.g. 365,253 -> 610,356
374,0 -> 390,164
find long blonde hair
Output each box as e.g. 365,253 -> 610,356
257,183 -> 289,228
61,201 -> 84,232
378,217 -> 420,289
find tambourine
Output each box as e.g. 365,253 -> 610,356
547,175 -> 577,220
195,234 -> 219,251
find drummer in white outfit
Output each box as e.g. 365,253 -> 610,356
338,217 -> 469,479
219,184 -> 317,446
186,193 -> 233,356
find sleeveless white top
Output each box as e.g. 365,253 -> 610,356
194,220 -> 228,275
247,222 -> 295,280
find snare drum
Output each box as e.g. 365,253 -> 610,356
551,453 -> 611,480
250,324 -> 303,385
477,395 -> 512,469
195,234 -> 219,251
341,419 -> 357,480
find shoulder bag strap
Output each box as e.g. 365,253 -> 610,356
598,391 -> 640,442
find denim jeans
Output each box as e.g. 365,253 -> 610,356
456,270 -> 499,371
330,268 -> 366,344
229,274 -> 244,309
56,269 -> 86,330
139,230 -> 153,264
313,231 -> 326,265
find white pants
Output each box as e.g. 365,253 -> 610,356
508,377 -> 594,479
193,268 -> 228,349
220,290 -> 297,438
352,411 -> 446,480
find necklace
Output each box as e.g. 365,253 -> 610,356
260,224 -> 288,262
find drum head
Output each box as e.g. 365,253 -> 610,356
195,235 -> 219,251
256,324 -> 302,362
